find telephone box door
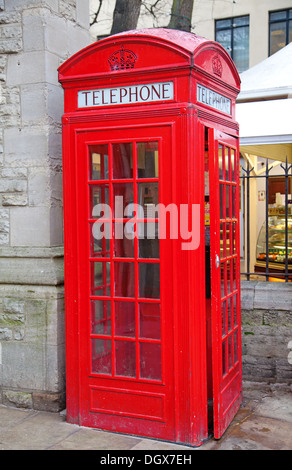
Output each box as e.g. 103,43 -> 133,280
73,124 -> 175,440
208,128 -> 242,439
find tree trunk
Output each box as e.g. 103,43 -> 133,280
110,0 -> 142,35
168,0 -> 194,31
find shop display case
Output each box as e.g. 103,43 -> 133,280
255,210 -> 292,277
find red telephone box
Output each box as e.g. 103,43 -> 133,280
58,28 -> 242,446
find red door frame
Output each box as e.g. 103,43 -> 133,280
67,123 -> 177,441
208,127 -> 243,438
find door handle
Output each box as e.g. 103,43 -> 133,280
215,254 -> 220,269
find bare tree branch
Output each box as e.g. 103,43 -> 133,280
90,0 -> 103,27
141,0 -> 164,18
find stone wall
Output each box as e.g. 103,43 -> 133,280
0,0 -> 90,411
241,281 -> 292,388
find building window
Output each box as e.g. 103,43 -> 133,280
215,16 -> 249,73
269,9 -> 292,56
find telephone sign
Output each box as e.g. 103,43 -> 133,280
78,81 -> 174,108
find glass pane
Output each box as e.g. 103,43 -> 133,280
140,342 -> 161,380
139,303 -> 161,339
114,222 -> 135,258
222,300 -> 227,336
270,22 -> 286,55
289,20 -> 292,42
233,257 -> 237,291
234,329 -> 238,363
89,145 -> 109,180
115,301 -> 135,337
226,185 -> 230,218
232,186 -> 237,218
270,11 -> 287,21
225,146 -> 229,181
216,18 -> 232,29
220,184 -> 225,219
114,262 -> 135,297
113,183 -> 133,218
216,29 -> 232,55
137,142 -> 159,178
233,16 -> 249,27
222,339 -> 227,376
138,222 -> 159,259
115,340 -> 136,377
91,338 -> 112,375
228,334 -> 234,370
138,182 -> 159,217
221,261 -> 226,297
91,262 -> 110,296
228,297 -> 232,331
233,26 -> 249,72
233,293 -> 238,326
232,222 -> 237,253
227,259 -> 232,294
91,300 -> 111,335
90,222 -> 110,257
231,149 -> 236,181
220,222 -> 226,259
139,263 -> 160,299
112,143 -> 133,179
218,144 -> 224,180
90,185 -> 110,218
226,222 -> 231,257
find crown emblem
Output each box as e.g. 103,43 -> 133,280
108,46 -> 137,71
212,55 -> 223,77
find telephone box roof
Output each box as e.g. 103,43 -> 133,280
59,28 -> 240,90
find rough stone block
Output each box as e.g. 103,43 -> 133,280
0,178 -> 27,193
2,194 -> 28,206
2,390 -> 33,409
0,208 -> 9,245
32,391 -> 65,412
0,167 -> 27,179
0,38 -> 22,54
3,298 -> 25,314
0,328 -> 12,340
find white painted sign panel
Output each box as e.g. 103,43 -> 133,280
197,83 -> 231,115
78,81 -> 174,108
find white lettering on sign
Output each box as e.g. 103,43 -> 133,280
197,83 -> 231,115
78,81 -> 174,108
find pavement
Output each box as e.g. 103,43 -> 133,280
0,384 -> 291,451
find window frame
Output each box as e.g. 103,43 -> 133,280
215,15 -> 250,72
269,8 -> 292,56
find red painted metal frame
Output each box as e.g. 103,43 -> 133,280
59,29 -> 241,446
208,128 -> 243,438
